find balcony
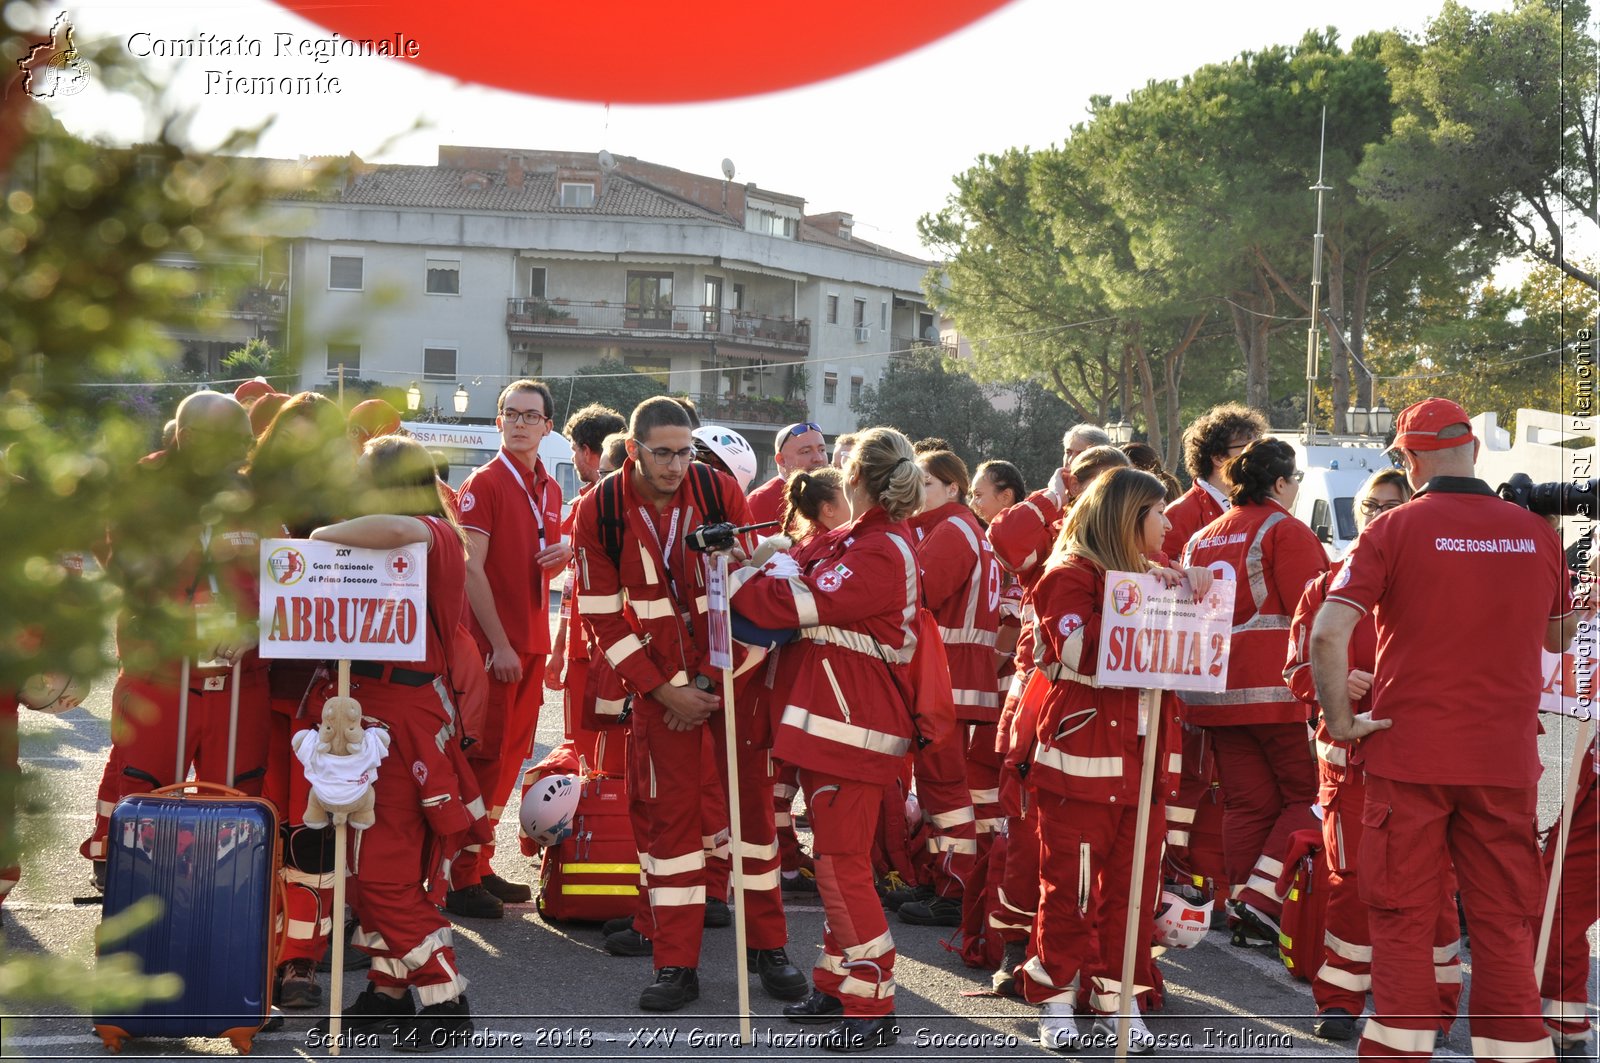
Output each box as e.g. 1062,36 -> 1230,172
691,392 -> 810,427
891,334 -> 954,356
506,299 -> 810,352
187,285 -> 288,319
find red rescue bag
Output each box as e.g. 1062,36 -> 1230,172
536,761 -> 639,923
1275,828 -> 1330,982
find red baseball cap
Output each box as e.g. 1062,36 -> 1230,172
248,392 -> 289,437
1386,397 -> 1476,453
233,378 -> 274,404
348,398 -> 403,441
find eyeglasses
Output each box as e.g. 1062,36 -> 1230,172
1359,499 -> 1403,515
1291,470 -> 1304,483
778,422 -> 823,448
500,409 -> 552,426
1226,441 -> 1252,454
634,440 -> 696,467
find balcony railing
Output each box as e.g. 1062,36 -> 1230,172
891,334 -> 954,355
188,285 -> 287,318
507,299 -> 810,349
691,392 -> 810,426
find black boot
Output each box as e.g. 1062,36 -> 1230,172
605,927 -> 654,957
749,947 -> 809,1001
992,939 -> 1027,997
392,994 -> 473,1053
819,1014 -> 899,1053
703,897 -> 732,928
443,884 -> 503,920
784,989 -> 844,1025
898,895 -> 961,927
309,986 -> 415,1038
480,874 -> 533,904
639,966 -> 699,1012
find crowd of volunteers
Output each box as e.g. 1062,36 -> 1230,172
5,381 -> 1595,1058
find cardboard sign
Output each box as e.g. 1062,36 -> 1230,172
258,538 -> 427,661
1095,571 -> 1235,693
1541,635 -> 1597,722
707,553 -> 733,670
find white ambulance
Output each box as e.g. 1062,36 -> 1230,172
402,421 -> 579,520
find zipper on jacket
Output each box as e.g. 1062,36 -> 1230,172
648,755 -> 657,800
820,658 -> 850,725
579,546 -> 591,590
1077,837 -> 1091,915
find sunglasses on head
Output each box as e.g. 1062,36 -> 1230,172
778,422 -> 823,448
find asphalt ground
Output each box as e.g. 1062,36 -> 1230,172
3,648 -> 1596,1062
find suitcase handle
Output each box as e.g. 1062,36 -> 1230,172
149,781 -> 248,799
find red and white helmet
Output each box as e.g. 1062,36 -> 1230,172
1153,890 -> 1210,949
693,425 -> 758,492
519,774 -> 580,848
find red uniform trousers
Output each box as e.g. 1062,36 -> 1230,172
2,699 -> 18,906
963,722 -> 1004,932
801,769 -> 897,1017
773,760 -> 810,874
1357,775 -> 1554,1063
1021,789 -> 1163,1012
913,718 -> 977,899
263,701 -> 334,965
623,701 -> 734,966
453,651 -> 544,888
1539,767 -> 1599,1048
1207,722 -> 1318,918
1164,725 -> 1230,894
991,789 -> 1041,947
1314,770 -> 1462,1024
710,716 -> 786,949
83,669 -> 271,861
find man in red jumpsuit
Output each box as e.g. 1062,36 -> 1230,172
1313,398 -> 1577,1063
746,420 -> 829,524
1161,403 -> 1267,558
573,396 -> 804,1012
451,380 -> 569,917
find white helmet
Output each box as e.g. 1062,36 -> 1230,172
18,673 -> 86,714
519,774 -> 580,848
1153,890 -> 1210,949
693,425 -> 758,492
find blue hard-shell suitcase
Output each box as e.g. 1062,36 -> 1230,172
93,782 -> 282,1055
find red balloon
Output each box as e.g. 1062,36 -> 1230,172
271,0 -> 1014,104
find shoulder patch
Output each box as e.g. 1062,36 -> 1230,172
459,491 -> 476,513
1058,613 -> 1084,637
1331,564 -> 1352,591
817,570 -> 844,592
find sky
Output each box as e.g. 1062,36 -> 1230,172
23,0 -> 1487,259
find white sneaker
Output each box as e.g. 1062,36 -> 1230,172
1040,1001 -> 1080,1050
1093,1008 -> 1156,1055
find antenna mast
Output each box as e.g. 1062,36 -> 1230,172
1303,107 -> 1331,440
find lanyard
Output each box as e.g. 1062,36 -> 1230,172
496,450 -> 548,548
636,503 -> 691,628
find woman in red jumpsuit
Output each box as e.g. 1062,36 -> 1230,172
731,427 -> 923,1054
307,435 -> 488,1050
1283,468 -> 1462,1041
1021,467 -> 1185,1052
1180,438 -> 1327,943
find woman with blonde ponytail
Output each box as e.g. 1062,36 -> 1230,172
730,427 -> 922,1053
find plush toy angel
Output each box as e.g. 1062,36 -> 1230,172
291,694 -> 390,830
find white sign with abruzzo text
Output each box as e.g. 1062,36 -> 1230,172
258,538 -> 427,661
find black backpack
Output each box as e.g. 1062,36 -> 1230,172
592,462 -> 727,567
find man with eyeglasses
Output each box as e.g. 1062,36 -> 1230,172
1314,398 -> 1578,1063
449,379 -> 570,918
1162,403 -> 1269,558
747,420 -> 829,525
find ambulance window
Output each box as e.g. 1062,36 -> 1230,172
1310,499 -> 1333,543
555,462 -> 578,502
1333,497 -> 1358,541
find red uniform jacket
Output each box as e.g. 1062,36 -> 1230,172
573,461 -> 753,701
1284,560 -> 1376,803
1180,500 -> 1329,727
731,508 -> 919,785
1161,481 -> 1226,560
458,449 -> 563,656
1027,555 -> 1181,804
987,487 -> 1065,696
911,502 -> 1003,723
746,474 -> 787,526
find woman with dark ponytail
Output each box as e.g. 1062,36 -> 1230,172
1178,438 -> 1328,945
730,427 -> 923,1053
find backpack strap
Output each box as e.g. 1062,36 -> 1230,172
684,462 -> 726,527
595,471 -> 626,568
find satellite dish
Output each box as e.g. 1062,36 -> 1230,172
922,324 -> 939,342
721,158 -> 736,180
597,149 -> 617,172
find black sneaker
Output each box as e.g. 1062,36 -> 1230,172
819,1014 -> 899,1053
91,860 -> 106,894
784,989 -> 845,1025
605,928 -> 654,957
749,947 -> 809,1001
882,881 -> 932,912
443,884 -> 504,920
704,897 -> 732,928
480,874 -> 533,904
274,957 -> 322,1010
992,939 -> 1027,997
639,966 -> 699,1012
1313,1008 -> 1357,1041
317,916 -> 372,972
309,986 -> 415,1037
898,896 -> 961,927
782,870 -> 820,894
392,994 -> 473,1053
601,916 -> 636,937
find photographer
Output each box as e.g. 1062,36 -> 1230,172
1311,398 -> 1578,1061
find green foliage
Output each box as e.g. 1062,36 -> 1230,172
549,359 -> 670,425
1356,0 -> 1599,290
220,337 -> 293,385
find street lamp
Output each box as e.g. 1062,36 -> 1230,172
453,384 -> 470,415
1346,405 -> 1369,435
1371,405 -> 1394,437
405,380 -> 466,423
406,381 -> 422,413
1106,420 -> 1134,445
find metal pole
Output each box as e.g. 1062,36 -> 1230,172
1535,718 -> 1593,976
718,556 -> 752,1046
1304,107 -> 1331,440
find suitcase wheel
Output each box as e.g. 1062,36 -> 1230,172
94,1025 -> 129,1053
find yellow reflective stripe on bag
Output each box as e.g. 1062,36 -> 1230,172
563,863 -> 640,875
